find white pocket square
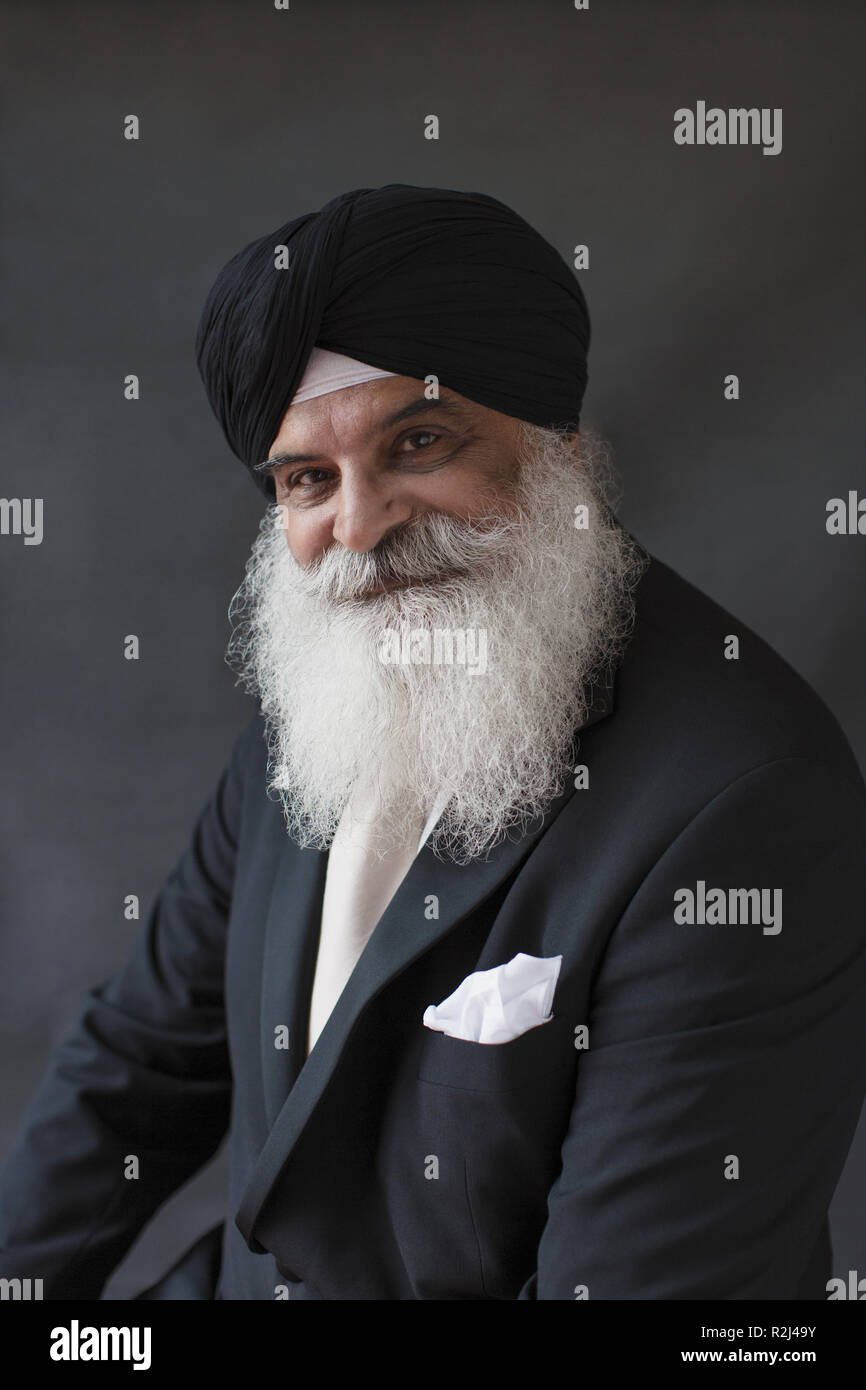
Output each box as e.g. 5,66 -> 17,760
422,952 -> 563,1045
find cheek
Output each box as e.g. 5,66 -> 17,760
280,509 -> 330,567
414,468 -> 501,517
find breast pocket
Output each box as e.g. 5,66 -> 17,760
416,1012 -> 571,1092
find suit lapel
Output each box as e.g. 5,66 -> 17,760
258,840 -> 327,1128
238,660 -> 617,1247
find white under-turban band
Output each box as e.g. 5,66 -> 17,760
291,347 -> 397,404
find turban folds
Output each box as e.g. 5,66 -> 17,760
195,183 -> 591,499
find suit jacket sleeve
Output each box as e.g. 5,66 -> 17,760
529,754 -> 866,1300
0,717 -> 254,1299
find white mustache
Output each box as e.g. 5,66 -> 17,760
293,508 -> 521,605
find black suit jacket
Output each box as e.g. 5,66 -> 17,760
2,552 -> 865,1300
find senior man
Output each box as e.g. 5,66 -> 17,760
0,184 -> 864,1301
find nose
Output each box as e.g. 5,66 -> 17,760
331,470 -> 414,553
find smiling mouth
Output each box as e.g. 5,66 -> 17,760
363,576 -> 410,596
358,569 -> 466,598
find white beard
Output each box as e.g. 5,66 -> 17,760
226,421 -> 647,863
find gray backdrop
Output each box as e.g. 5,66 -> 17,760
2,0 -> 864,1299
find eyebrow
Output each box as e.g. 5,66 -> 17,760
254,393 -> 469,475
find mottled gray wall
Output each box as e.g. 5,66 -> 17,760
2,0 -> 864,1298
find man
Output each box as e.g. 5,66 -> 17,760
1,184 -> 864,1300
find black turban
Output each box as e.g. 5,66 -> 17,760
195,183 -> 591,499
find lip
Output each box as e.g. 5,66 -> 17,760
360,576 -> 424,597
360,568 -> 469,598
366,576 -> 406,595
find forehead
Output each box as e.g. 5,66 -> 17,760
267,375 -> 480,456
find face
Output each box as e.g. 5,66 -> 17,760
230,415 -> 644,861
261,376 -> 524,576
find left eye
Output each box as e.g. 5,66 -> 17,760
401,430 -> 440,450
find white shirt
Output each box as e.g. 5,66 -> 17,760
305,780 -> 450,1056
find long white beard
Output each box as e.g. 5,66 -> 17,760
226,422 -> 646,863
